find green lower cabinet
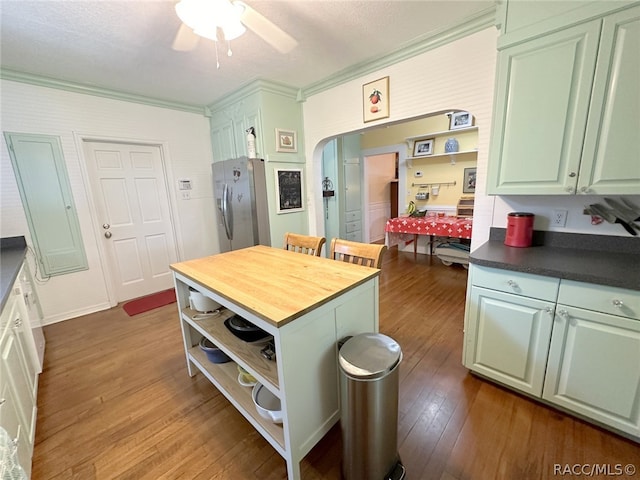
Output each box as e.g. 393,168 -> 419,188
542,305 -> 640,439
465,286 -> 555,397
464,265 -> 640,440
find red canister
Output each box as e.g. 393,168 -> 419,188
504,212 -> 534,247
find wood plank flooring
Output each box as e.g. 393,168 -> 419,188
32,248 -> 639,479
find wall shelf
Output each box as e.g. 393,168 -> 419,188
407,149 -> 478,162
405,126 -> 478,148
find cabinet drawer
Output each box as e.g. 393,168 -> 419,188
471,265 -> 559,301
345,221 -> 361,233
345,211 -> 361,222
558,280 -> 640,320
345,231 -> 361,241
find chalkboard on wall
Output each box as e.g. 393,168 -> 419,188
276,169 -> 304,214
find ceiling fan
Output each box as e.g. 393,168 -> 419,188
172,0 -> 297,55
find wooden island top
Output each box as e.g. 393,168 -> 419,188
170,245 -> 381,327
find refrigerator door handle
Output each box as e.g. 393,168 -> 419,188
222,183 -> 233,240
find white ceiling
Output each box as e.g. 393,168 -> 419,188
0,0 -> 495,108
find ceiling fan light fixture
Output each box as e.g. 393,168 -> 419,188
175,0 -> 245,41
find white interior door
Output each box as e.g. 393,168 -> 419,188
83,141 -> 177,302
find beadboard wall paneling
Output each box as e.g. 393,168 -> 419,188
303,28 -> 499,250
0,80 -> 215,324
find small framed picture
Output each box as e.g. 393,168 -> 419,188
463,167 -> 477,194
413,138 -> 434,157
450,111 -> 473,130
275,129 -> 297,153
363,76 -> 390,123
275,168 -> 304,213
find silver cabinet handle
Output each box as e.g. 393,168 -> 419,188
13,318 -> 22,328
568,172 -> 576,178
103,223 -> 110,229
0,398 -> 5,406
105,231 -> 112,239
507,280 -> 518,288
544,306 -> 553,314
612,299 -> 624,308
558,309 -> 569,318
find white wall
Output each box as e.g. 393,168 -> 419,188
1,80 -> 216,324
303,28 -> 499,250
302,26 -> 640,249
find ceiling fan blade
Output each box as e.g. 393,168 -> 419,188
172,22 -> 200,51
235,1 -> 297,54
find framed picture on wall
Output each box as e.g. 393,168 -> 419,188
413,138 -> 434,157
275,169 -> 304,213
450,111 -> 473,130
463,167 -> 477,193
275,129 -> 297,152
363,76 -> 390,123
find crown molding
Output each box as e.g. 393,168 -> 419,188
300,6 -> 497,99
0,68 -> 206,115
206,78 -> 300,111
1,7 -> 496,114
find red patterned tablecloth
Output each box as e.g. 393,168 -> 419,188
385,216 -> 472,250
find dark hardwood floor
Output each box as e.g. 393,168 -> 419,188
32,248 -> 639,479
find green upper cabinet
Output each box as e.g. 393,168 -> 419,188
208,80 -> 303,163
487,3 -> 640,195
209,99 -> 262,162
578,6 -> 640,194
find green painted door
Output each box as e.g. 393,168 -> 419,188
4,132 -> 88,276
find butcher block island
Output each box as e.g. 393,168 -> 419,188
170,245 -> 382,480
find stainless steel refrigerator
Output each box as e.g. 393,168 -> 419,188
212,157 -> 271,252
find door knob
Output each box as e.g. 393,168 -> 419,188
105,231 -> 112,239
103,223 -> 110,229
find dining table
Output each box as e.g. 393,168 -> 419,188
385,215 -> 473,255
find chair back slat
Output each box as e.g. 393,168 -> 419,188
329,238 -> 386,269
283,232 -> 326,257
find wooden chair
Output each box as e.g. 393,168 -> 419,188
283,232 -> 326,257
329,238 -> 387,269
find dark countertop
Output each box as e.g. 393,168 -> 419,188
1,236 -> 28,311
470,229 -> 640,291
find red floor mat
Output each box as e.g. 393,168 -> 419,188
122,289 -> 176,316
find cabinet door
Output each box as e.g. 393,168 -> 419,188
543,305 -> 640,439
0,378 -> 32,477
578,6 -> 640,194
210,120 -> 236,161
465,287 -> 554,396
486,20 -> 601,194
2,316 -> 37,432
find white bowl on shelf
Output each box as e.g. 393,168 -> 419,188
252,383 -> 283,424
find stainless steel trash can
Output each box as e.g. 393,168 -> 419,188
339,333 -> 405,480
